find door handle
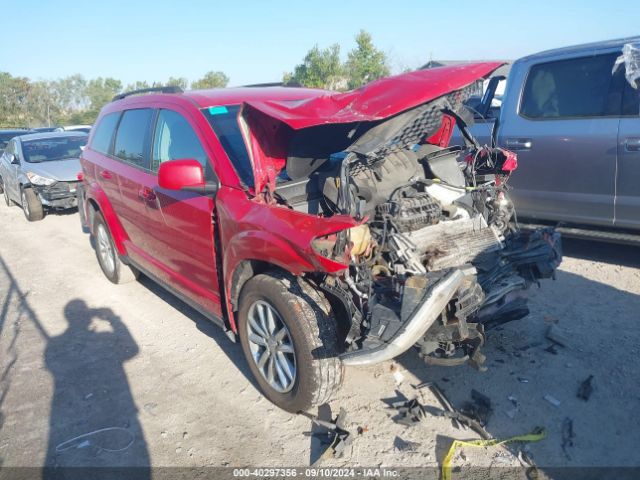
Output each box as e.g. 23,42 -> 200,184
138,186 -> 156,201
505,138 -> 533,150
99,169 -> 112,179
624,138 -> 640,152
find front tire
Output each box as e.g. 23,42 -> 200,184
2,179 -> 11,207
21,187 -> 44,221
238,272 -> 343,413
93,211 -> 138,284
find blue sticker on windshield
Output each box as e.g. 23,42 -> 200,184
208,106 -> 229,115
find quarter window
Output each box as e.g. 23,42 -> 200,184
113,109 -> 154,168
90,112 -> 120,154
151,110 -> 208,173
520,53 -> 620,119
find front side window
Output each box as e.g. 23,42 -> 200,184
91,112 -> 120,154
113,109 -> 154,168
520,53 -> 620,119
201,105 -> 254,187
151,110 -> 208,173
3,139 -> 15,156
21,136 -> 87,163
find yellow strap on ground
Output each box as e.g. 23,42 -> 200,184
442,427 -> 546,480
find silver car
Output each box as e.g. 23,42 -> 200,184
0,131 -> 87,221
452,37 -> 640,242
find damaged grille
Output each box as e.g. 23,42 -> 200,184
38,181 -> 79,200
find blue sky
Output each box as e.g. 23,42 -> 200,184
2,0 -> 638,86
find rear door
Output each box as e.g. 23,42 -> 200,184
615,78 -> 640,230
137,107 -> 222,316
499,52 -> 621,227
87,111 -> 124,218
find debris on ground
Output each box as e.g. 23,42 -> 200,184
441,427 -> 546,480
543,394 -> 562,407
546,324 -> 570,347
392,370 -> 405,385
544,344 -> 559,355
461,389 -> 492,426
413,382 -> 466,430
440,409 -> 490,439
393,436 -> 421,452
389,397 -> 427,427
561,417 -> 575,460
505,395 -> 519,419
301,407 -> 352,464
577,375 -> 594,401
517,376 -> 530,383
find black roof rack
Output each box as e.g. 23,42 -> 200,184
241,81 -> 303,88
112,86 -> 183,102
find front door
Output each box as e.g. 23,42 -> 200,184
109,108 -> 156,260
500,52 -> 622,227
615,79 -> 640,230
139,108 -> 222,317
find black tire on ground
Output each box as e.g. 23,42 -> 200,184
237,271 -> 343,413
92,211 -> 138,284
21,187 -> 44,221
2,178 -> 11,206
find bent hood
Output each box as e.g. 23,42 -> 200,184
24,158 -> 81,182
244,62 -> 503,194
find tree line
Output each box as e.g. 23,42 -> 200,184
0,30 -> 391,128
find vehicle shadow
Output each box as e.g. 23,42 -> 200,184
562,238 -> 640,268
396,266 -> 640,472
136,274 -> 258,391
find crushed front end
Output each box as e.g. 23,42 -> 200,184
256,66 -> 562,369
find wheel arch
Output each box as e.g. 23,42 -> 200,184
84,185 -> 129,255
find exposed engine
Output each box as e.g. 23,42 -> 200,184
274,94 -> 562,369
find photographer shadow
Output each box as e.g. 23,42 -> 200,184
44,299 -> 149,479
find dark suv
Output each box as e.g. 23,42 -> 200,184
79,71 -> 561,412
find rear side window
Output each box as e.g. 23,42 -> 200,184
520,53 -> 620,119
91,112 -> 120,154
202,105 -> 254,187
113,109 -> 154,168
151,109 -> 208,173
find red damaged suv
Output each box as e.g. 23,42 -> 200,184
78,64 -> 561,412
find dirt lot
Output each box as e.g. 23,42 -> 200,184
1,200 -> 639,477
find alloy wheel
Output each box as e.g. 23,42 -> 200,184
246,300 -> 297,393
96,223 -> 116,275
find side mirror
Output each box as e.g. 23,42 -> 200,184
157,159 -> 218,194
8,154 -> 19,165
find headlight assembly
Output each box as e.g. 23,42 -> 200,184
26,172 -> 56,186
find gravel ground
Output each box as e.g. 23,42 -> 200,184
1,200 -> 639,477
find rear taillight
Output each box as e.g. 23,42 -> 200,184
77,172 -> 84,181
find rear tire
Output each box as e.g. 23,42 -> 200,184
238,271 -> 343,413
93,211 -> 138,284
21,187 -> 44,221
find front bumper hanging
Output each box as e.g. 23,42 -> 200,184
340,269 -> 465,366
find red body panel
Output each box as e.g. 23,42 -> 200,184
80,64 -> 501,333
243,63 -> 503,129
